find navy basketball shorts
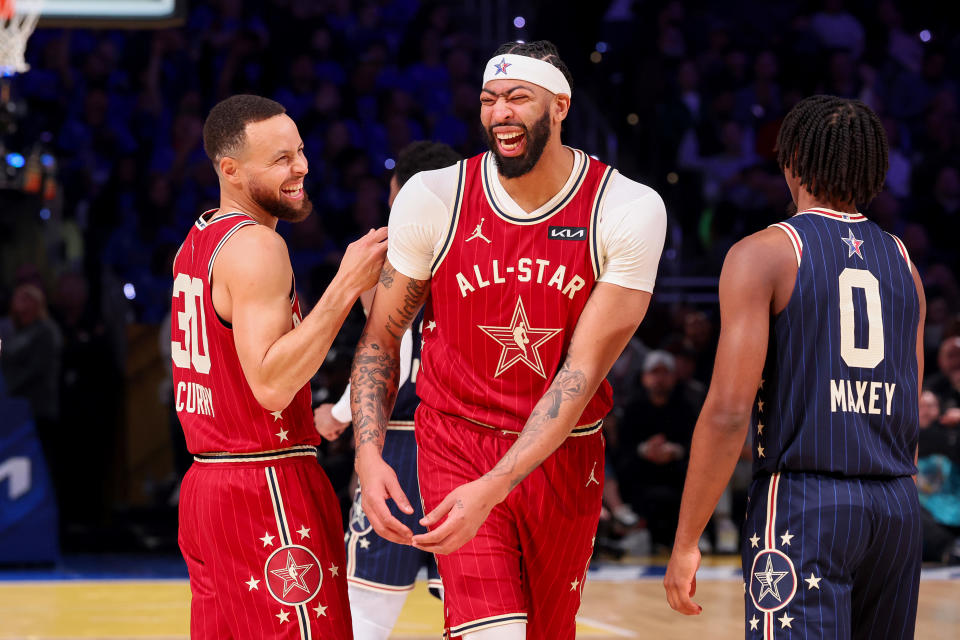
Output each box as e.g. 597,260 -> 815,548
742,472 -> 920,640
346,427 -> 441,594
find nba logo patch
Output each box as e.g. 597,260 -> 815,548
264,545 -> 322,605
749,549 -> 797,612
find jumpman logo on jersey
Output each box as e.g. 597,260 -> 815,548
586,461 -> 600,487
466,217 -> 491,244
754,554 -> 789,602
841,228 -> 865,259
478,296 -> 562,378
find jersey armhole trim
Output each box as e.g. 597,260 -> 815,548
206,219 -> 259,330
886,232 -> 911,267
770,222 -> 803,267
589,166 -> 616,279
430,160 -> 467,276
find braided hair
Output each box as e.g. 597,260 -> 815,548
493,40 -> 573,92
776,95 -> 889,206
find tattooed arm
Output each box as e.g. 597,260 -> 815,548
413,282 -> 652,554
350,260 -> 430,544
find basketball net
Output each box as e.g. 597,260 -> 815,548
0,0 -> 42,77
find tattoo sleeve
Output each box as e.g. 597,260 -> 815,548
350,274 -> 429,454
486,360 -> 589,489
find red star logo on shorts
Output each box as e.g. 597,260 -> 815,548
264,545 -> 322,605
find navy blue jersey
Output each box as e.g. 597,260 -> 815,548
753,208 -> 920,477
391,309 -> 425,423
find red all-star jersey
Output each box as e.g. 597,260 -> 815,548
171,211 -> 318,453
418,153 -> 614,432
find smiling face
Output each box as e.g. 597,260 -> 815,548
224,114 -> 312,222
480,79 -> 562,179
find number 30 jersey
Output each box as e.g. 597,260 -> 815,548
170,211 -> 317,454
755,208 -> 920,477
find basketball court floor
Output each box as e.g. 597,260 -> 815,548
1,555 -> 958,639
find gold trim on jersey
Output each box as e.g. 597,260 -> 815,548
588,165 -> 616,280
192,445 -> 318,463
430,159 -> 467,276
480,149 -> 590,226
463,415 -> 603,438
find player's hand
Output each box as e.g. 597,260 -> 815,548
313,404 -> 349,441
664,545 -> 703,615
355,452 -> 414,545
412,478 -> 501,555
336,227 -> 388,295
941,407 -> 960,426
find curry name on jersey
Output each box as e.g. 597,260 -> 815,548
171,211 -> 318,454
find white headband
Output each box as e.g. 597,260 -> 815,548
482,54 -> 572,97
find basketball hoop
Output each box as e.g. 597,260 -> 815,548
0,0 -> 42,77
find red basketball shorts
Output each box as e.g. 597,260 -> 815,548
178,446 -> 351,639
415,404 -> 604,639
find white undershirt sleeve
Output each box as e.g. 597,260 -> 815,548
331,386 -> 352,424
386,167 -> 457,281
596,176 -> 667,292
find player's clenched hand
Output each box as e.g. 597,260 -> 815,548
313,404 -> 348,441
336,227 -> 388,295
355,453 -> 414,545
664,545 -> 703,615
412,479 -> 499,555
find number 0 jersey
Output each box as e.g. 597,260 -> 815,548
754,208 -> 920,477
171,211 -> 317,454
416,152 -> 615,431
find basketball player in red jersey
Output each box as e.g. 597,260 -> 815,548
351,42 -> 667,639
172,94 -> 386,639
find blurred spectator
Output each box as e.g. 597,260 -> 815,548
614,350 -> 698,549
927,336 -> 960,424
0,283 -> 63,466
917,389 -> 960,563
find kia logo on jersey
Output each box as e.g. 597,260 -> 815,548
548,226 -> 587,241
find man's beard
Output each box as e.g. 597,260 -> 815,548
249,176 -> 313,222
485,109 -> 551,179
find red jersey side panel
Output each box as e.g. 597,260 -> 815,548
171,212 -> 318,453
418,153 -> 614,431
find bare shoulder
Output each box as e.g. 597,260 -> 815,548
214,223 -> 291,291
721,227 -> 796,295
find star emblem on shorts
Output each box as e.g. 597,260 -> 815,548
757,398 -> 765,412
749,532 -> 760,548
276,610 -> 290,624
757,443 -> 765,458
780,530 -> 794,546
757,421 -> 765,435
749,615 -> 760,631
313,603 -> 328,617
493,57 -> 512,75
478,296 -> 561,378
754,555 -> 789,602
841,228 -> 865,259
805,572 -> 822,590
270,551 -> 315,598
260,532 -> 276,547
778,612 -> 794,629
359,537 -> 370,549
246,576 -> 260,591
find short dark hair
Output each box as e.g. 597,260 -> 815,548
776,95 -> 889,206
394,141 -> 462,187
202,94 -> 286,165
492,40 -> 573,93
